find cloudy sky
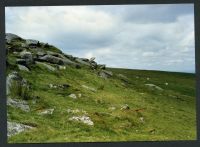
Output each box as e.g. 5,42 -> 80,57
5,4 -> 195,73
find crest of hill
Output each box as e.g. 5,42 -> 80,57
6,33 -> 108,72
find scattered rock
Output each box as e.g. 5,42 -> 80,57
46,51 -> 66,59
38,108 -> 54,115
69,115 -> 94,126
20,50 -> 33,65
117,74 -> 129,82
6,71 -> 28,95
26,39 -> 39,47
145,84 -> 163,91
49,83 -> 70,89
18,64 -> 30,72
98,64 -> 106,70
7,98 -> 30,112
63,53 -> 74,60
75,58 -> 91,66
120,104 -> 130,110
36,61 -> 55,71
117,74 -> 127,79
69,94 -> 77,99
81,85 -> 97,92
98,70 -> 113,79
147,77 -> 150,80
38,54 -> 63,65
36,51 -> 46,57
39,54 -> 76,66
165,82 -> 169,86
7,121 -> 34,137
49,83 -> 57,89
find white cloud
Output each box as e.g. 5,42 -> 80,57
5,4 -> 195,73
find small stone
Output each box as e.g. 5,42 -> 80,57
39,109 -> 54,115
120,104 -> 130,110
69,94 -> 77,99
78,93 -> 82,98
18,64 -> 30,72
7,98 -> 30,112
69,115 -> 94,126
165,82 -> 169,86
7,121 -> 34,137
36,61 -> 55,71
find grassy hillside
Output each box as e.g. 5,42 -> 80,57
6,34 -> 196,143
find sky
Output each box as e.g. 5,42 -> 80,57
5,4 -> 195,73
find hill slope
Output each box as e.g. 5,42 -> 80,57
6,33 -> 196,143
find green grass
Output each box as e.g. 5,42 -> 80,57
7,64 -> 196,143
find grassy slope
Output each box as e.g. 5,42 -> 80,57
7,58 -> 196,142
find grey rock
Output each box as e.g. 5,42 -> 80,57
117,74 -> 129,82
7,98 -> 30,112
69,115 -> 94,126
6,33 -> 21,43
36,51 -> 46,57
6,71 -> 25,95
36,61 -> 55,71
38,55 -> 61,64
63,53 -> 74,60
145,84 -> 163,91
69,94 -> 77,99
18,64 -> 30,72
26,39 -> 39,46
98,71 -> 108,79
7,121 -> 33,137
98,64 -> 106,70
39,54 -> 76,66
20,51 -> 33,65
120,104 -> 130,110
46,51 -> 65,59
38,108 -> 54,115
75,58 -> 91,66
99,70 -> 113,79
103,70 -> 113,76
